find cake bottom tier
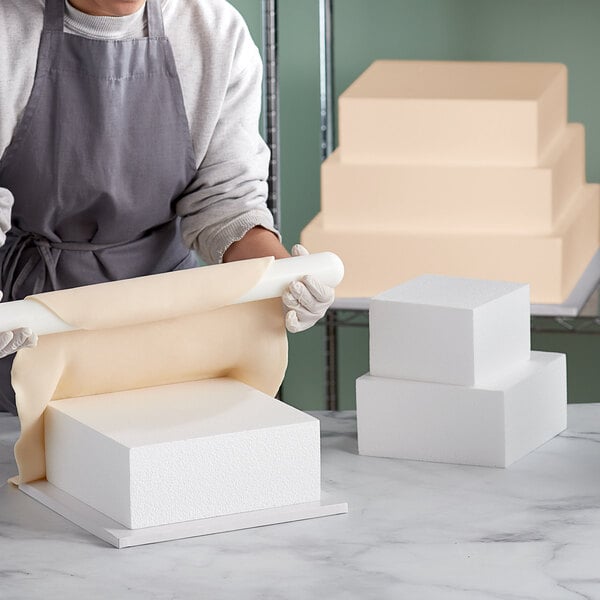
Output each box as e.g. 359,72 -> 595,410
356,351 -> 567,468
301,184 -> 599,304
45,378 -> 321,529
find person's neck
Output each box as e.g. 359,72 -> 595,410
68,0 -> 146,17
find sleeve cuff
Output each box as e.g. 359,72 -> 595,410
195,208 -> 282,264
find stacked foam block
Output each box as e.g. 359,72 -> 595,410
301,60 -> 600,304
44,378 -> 321,529
356,275 -> 567,468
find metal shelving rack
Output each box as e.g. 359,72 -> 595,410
319,0 -> 339,411
261,0 -> 283,402
316,0 -> 600,411
261,1 -> 600,410
261,0 -> 339,408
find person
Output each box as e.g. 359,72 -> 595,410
0,0 -> 333,414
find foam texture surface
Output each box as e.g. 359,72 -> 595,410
45,378 -> 321,529
356,352 -> 567,468
369,275 -> 530,386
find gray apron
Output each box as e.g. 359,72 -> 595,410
0,0 -> 198,412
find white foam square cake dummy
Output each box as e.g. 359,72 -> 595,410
5,255 -> 348,545
369,274 -> 531,387
356,352 -> 566,468
45,378 -> 321,529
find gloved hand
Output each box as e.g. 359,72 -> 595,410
283,244 -> 335,333
0,292 -> 37,359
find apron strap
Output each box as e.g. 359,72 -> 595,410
0,220 -> 184,300
146,0 -> 166,38
1,232 -> 59,299
43,0 -> 65,32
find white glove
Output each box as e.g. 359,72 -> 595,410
283,244 -> 335,333
0,292 -> 37,359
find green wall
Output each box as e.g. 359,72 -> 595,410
230,0 -> 600,409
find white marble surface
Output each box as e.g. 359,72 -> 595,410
2,406 -> 600,599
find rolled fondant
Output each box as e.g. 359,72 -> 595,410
10,257 -> 289,484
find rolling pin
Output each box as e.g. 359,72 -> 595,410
0,252 -> 345,336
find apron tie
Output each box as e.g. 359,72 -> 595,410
1,228 -> 138,300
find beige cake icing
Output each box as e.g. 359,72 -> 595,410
10,257 -> 288,485
302,60 -> 599,303
302,185 -> 599,303
322,124 -> 585,234
339,60 -> 567,166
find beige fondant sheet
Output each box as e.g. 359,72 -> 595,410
9,257 -> 288,485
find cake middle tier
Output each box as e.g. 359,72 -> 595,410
322,124 -> 584,235
301,184 -> 599,304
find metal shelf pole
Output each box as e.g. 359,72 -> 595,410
320,0 -> 335,161
262,0 -> 281,231
262,0 -> 283,401
319,0 -> 339,411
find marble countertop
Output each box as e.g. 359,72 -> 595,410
2,406 -> 600,600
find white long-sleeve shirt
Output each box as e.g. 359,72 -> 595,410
0,0 -> 278,264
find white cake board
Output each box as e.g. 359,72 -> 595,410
331,248 -> 600,318
19,480 -> 348,549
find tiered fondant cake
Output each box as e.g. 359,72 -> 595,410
301,60 -> 600,303
356,275 -> 567,468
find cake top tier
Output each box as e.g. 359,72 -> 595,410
47,378 -> 315,448
341,60 -> 566,101
374,275 -> 529,310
